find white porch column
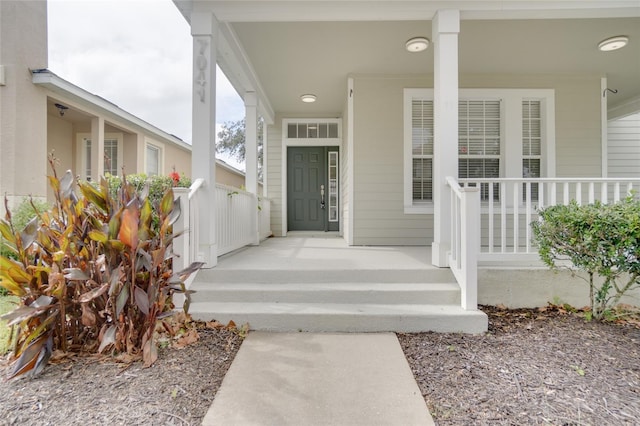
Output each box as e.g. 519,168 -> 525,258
431,10 -> 460,268
245,91 -> 258,194
90,117 -> 105,181
191,12 -> 218,267
244,91 -> 260,245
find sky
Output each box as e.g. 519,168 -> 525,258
47,0 -> 245,168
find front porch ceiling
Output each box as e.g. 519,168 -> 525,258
232,18 -> 640,116
175,1 -> 640,116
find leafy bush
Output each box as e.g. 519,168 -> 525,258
105,173 -> 191,207
0,199 -> 50,295
532,198 -> 640,320
0,155 -> 201,379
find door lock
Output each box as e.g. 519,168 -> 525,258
320,184 -> 325,209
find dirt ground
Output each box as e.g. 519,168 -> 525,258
1,306 -> 639,426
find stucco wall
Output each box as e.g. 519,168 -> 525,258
351,73 -> 603,246
0,0 -> 48,212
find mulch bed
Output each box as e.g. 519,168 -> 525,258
0,326 -> 242,426
399,305 -> 640,425
1,306 -> 638,425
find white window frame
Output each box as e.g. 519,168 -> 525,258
145,143 -> 162,176
281,118 -> 342,235
403,88 -> 555,214
76,132 -> 124,180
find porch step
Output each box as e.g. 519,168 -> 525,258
194,268 -> 457,284
189,282 -> 460,305
188,302 -> 488,334
187,266 -> 488,334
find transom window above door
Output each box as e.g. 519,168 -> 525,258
285,120 -> 341,140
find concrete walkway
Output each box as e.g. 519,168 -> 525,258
202,332 -> 434,426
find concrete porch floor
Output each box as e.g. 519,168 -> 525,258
214,233 -> 437,272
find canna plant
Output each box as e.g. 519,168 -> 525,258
0,154 -> 202,379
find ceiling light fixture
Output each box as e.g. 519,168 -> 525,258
300,94 -> 317,103
598,36 -> 629,52
405,37 -> 430,53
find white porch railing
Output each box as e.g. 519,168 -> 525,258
173,180 -> 272,271
446,176 -> 481,310
457,178 -> 640,261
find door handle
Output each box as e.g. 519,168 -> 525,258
320,184 -> 325,209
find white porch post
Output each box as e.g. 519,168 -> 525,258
431,10 -> 460,268
191,12 -> 218,267
90,117 -> 105,181
245,91 -> 260,245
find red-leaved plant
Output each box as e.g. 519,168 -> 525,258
0,154 -> 202,378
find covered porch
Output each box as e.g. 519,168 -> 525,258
171,1 -> 640,333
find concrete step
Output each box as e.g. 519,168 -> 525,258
188,302 -> 488,334
194,268 -> 457,284
189,282 -> 460,305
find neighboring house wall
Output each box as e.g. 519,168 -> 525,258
608,112 -> 640,177
350,73 -> 602,246
0,0 -> 48,213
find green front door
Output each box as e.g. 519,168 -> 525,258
287,147 -> 339,232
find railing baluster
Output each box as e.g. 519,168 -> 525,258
513,182 -> 519,253
550,182 -> 557,205
614,182 -> 621,203
588,182 -> 595,204
488,181 -> 494,253
576,182 -> 582,205
601,182 -> 608,203
525,181 -> 532,253
501,181 -> 507,253
563,182 -> 569,205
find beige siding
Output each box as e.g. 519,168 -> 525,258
608,112 -> 640,177
350,73 -> 603,246
158,139 -> 191,177
266,123 -> 284,236
0,1 -> 48,212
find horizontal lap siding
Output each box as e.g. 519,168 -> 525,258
266,124 -> 283,236
608,113 -> 640,178
353,76 -> 433,245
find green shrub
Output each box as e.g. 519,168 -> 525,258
0,155 -> 202,379
105,173 -> 191,207
532,197 -> 640,320
0,198 -> 50,295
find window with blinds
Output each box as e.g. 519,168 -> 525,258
523,100 -> 541,200
458,100 -> 501,201
411,100 -> 434,201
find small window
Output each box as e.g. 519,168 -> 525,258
146,144 -> 160,176
285,120 -> 341,139
411,99 -> 434,202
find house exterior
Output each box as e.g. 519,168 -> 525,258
0,0 -> 258,215
172,0 -> 640,259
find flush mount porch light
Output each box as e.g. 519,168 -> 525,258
598,36 -> 629,51
300,94 -> 317,103
405,37 -> 430,52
